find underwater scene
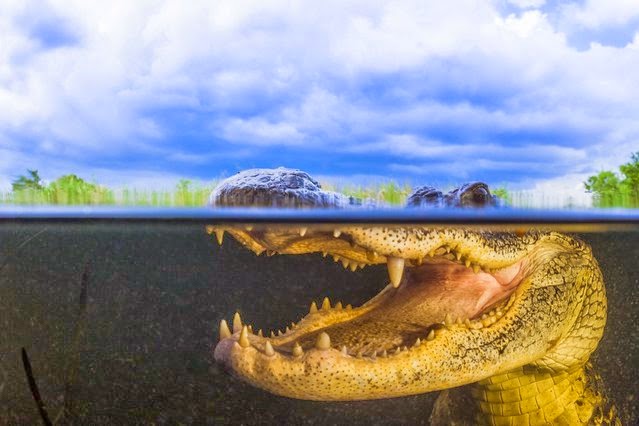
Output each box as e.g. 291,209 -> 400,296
1,169 -> 638,425
4,1 -> 639,424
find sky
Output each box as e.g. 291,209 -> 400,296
1,0 -> 638,198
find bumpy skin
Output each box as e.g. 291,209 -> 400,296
406,182 -> 498,207
211,168 -> 620,425
211,167 -> 360,208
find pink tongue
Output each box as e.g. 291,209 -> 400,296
397,263 -> 519,323
378,260 -> 522,325
302,261 -> 522,353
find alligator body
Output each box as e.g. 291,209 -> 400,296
211,168 -> 619,425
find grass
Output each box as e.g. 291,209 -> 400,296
1,175 -> 636,208
0,187 -> 215,207
322,181 -> 413,205
0,177 -> 218,207
0,181 -> 413,207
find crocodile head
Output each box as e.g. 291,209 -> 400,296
211,168 -> 609,422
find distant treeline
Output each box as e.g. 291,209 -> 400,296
1,171 -> 419,206
3,170 -> 215,206
4,158 -> 637,208
0,171 -> 482,207
584,152 -> 639,208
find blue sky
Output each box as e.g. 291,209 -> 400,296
1,0 -> 638,197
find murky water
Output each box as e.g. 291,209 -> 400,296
0,219 -> 637,424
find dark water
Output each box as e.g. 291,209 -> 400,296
0,222 -> 637,425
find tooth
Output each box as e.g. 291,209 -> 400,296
456,252 -> 462,260
233,312 -> 243,333
270,331 -> 276,338
341,346 -> 348,355
371,350 -> 377,358
464,319 -> 472,327
335,301 -> 343,310
333,255 -> 339,262
285,326 -> 290,333
381,350 -> 388,357
387,256 -> 405,288
293,342 -> 303,357
426,329 -> 435,341
299,227 -> 307,237
333,229 -> 341,238
349,263 -> 358,272
465,259 -> 471,268
248,325 -> 253,333
264,340 -> 275,356
444,313 -> 453,325
414,338 -> 421,346
310,301 -> 318,313
472,264 -> 480,274
322,252 -> 328,257
456,317 -> 463,325
214,230 -> 224,245
277,330 -> 282,336
445,246 -> 451,253
341,258 -> 349,268
321,297 -> 331,310
346,304 -> 352,310
245,225 -> 253,231
219,320 -> 231,340
258,329 -> 263,337
239,326 -> 250,348
267,250 -> 276,256
316,332 -> 331,350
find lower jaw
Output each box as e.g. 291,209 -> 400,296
216,259 -> 522,365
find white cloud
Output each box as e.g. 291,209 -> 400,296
220,117 -> 305,145
507,0 -> 546,9
559,0 -> 639,29
519,173 -> 594,208
0,0 -> 638,194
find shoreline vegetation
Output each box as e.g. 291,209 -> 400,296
1,153 -> 637,208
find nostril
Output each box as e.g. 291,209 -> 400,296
473,188 -> 488,203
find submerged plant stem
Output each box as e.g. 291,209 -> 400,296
21,348 -> 52,426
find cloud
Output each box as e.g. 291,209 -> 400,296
507,0 -> 546,9
220,117 -> 305,145
0,0 -> 638,194
559,0 -> 639,29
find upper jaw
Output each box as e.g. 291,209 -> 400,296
207,225 -> 534,288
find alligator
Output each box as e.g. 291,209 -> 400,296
211,168 -> 619,425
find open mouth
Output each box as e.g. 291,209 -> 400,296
214,226 -> 526,362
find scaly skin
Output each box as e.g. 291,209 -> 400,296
211,168 -> 620,425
